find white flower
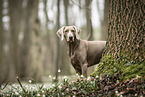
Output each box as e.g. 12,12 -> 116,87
58,69 -> 61,72
52,84 -> 55,87
80,75 -> 84,77
37,93 -> 40,96
87,77 -> 91,80
53,77 -> 56,79
49,75 -> 52,78
76,73 -> 79,76
64,78 -> 68,82
115,91 -> 118,94
63,76 -> 68,79
96,75 -> 99,78
29,80 -> 32,83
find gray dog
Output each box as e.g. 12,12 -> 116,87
57,26 -> 106,77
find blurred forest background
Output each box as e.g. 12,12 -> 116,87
0,0 -> 109,83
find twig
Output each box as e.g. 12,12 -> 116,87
16,76 -> 27,93
0,81 -> 8,90
70,0 -> 88,9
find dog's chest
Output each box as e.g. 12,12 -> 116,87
69,49 -> 86,67
70,54 -> 81,69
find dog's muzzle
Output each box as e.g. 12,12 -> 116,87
67,32 -> 74,42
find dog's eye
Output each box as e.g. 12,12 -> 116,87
71,30 -> 75,32
65,30 -> 68,32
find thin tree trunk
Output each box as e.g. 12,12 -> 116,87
54,0 -> 60,83
0,0 -> 4,83
85,0 -> 93,41
64,0 -> 69,26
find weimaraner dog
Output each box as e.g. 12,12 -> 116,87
57,26 -> 106,77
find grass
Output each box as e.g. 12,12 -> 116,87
0,74 -> 145,97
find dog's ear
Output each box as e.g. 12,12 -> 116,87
56,26 -> 65,41
73,26 -> 81,40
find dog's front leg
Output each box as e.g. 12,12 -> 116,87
82,63 -> 88,78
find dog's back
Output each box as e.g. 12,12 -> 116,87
86,41 -> 106,66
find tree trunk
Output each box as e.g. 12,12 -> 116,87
85,0 -> 93,41
100,0 -> 109,40
106,0 -> 144,63
9,0 -> 24,80
54,0 -> 60,82
64,0 -> 69,26
30,0 -> 43,82
58,0 -> 71,75
0,0 -> 4,83
94,0 -> 145,80
19,0 -> 42,82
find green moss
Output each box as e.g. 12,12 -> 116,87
92,53 -> 145,81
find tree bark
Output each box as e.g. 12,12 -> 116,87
101,0 -> 109,40
93,0 -> 145,80
105,0 -> 144,63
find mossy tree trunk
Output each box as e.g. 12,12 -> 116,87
105,0 -> 144,63
93,0 -> 145,80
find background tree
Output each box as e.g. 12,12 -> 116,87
94,0 -> 145,80
101,0 -> 109,40
85,0 -> 93,40
0,0 -> 4,83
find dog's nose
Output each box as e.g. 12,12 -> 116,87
69,36 -> 73,40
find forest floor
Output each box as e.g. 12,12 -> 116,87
0,74 -> 145,96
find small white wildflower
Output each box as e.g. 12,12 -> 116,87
120,95 -> 123,97
73,96 -> 76,97
52,84 -> 55,87
87,77 -> 91,81
64,78 -> 68,82
49,75 -> 52,78
43,94 -> 45,97
76,73 -> 79,76
115,91 -> 118,94
117,94 -> 120,96
62,93 -> 64,95
66,88 -> 69,91
58,69 -> 61,72
80,75 -> 84,77
63,76 -> 68,79
53,77 -> 56,79
29,80 -> 32,83
96,75 -> 99,78
135,94 -> 137,96
37,93 -> 40,96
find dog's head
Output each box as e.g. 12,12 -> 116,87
57,26 -> 81,42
